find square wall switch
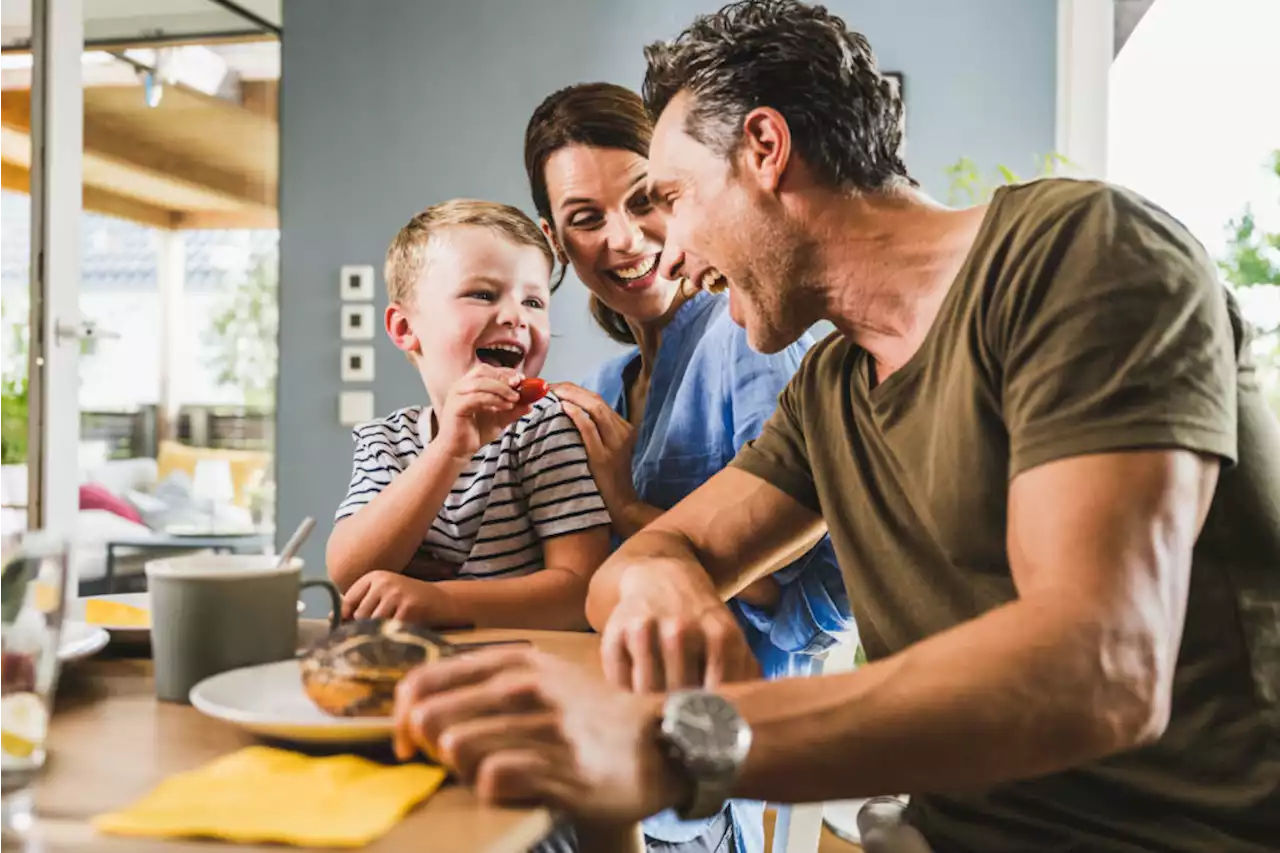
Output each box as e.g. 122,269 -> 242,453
339,391 -> 375,426
340,265 -> 375,301
341,304 -> 376,340
341,345 -> 375,382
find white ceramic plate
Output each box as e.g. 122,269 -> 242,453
58,621 -> 111,662
189,659 -> 392,745
71,594 -> 307,643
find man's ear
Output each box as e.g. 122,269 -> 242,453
385,303 -> 420,356
540,218 -> 568,266
740,106 -> 792,194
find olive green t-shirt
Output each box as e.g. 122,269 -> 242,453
732,179 -> 1280,852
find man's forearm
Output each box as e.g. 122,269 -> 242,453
327,445 -> 468,591
427,570 -> 591,631
612,500 -> 666,540
719,598 -> 1168,803
585,523 -> 810,630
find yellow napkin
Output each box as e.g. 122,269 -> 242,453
84,598 -> 150,628
94,746 -> 446,848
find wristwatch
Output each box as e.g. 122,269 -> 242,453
656,691 -> 753,821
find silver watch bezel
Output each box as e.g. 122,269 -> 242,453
658,691 -> 753,820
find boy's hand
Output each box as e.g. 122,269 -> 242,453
434,365 -> 532,461
343,570 -> 438,623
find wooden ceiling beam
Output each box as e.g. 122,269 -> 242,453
0,31 -> 276,55
174,207 -> 277,230
2,159 -> 177,229
239,80 -> 278,123
1,90 -> 276,212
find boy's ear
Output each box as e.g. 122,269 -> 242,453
385,303 -> 421,355
539,218 -> 568,266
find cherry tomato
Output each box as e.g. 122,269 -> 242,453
518,377 -> 549,404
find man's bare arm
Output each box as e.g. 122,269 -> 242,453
585,467 -> 827,630
720,449 -> 1214,801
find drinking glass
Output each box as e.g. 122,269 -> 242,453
1,531 -> 70,843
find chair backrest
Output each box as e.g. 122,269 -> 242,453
768,639 -> 861,853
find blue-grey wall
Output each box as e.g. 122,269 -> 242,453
278,0 -> 1057,584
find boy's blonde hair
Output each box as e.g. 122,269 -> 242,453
384,199 -> 555,305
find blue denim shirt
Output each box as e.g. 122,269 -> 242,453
580,291 -> 855,849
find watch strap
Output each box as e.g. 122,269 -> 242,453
677,770 -> 736,821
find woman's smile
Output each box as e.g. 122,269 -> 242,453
605,254 -> 660,291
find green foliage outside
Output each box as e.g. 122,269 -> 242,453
1219,151 -> 1280,299
203,252 -> 279,409
1,311 -> 29,464
1216,151 -> 1280,415
944,152 -> 1072,206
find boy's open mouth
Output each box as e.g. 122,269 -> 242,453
475,343 -> 525,369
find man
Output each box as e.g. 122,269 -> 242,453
393,2 -> 1280,850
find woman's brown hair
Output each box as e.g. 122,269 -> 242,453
524,82 -> 653,346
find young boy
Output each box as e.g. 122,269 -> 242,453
326,199 -> 612,630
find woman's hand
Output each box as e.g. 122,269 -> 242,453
552,383 -> 643,521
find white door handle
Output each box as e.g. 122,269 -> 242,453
54,318 -> 120,345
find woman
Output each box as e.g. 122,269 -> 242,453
524,82 -> 854,853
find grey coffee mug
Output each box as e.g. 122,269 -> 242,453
145,554 -> 341,703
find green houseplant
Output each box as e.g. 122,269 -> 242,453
2,315 -> 29,465
205,253 -> 279,409
1218,150 -> 1280,301
944,152 -> 1072,206
1217,150 -> 1280,415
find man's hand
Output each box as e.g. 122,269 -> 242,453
582,469 -> 826,690
342,570 -> 437,622
435,365 -> 532,461
392,647 -> 682,823
602,559 -> 759,692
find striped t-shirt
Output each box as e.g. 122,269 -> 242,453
335,394 -> 611,579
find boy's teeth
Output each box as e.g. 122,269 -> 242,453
614,256 -> 656,281
700,269 -> 726,291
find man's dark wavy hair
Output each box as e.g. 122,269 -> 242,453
643,0 -> 915,192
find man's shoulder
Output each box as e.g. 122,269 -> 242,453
995,178 -> 1207,259
977,178 -> 1221,342
996,177 -> 1124,219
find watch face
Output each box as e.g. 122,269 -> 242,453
665,692 -> 752,774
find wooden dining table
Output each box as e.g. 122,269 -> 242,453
25,626 -> 602,853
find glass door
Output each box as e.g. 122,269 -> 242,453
5,0 -> 282,594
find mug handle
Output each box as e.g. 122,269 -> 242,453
299,579 -> 342,631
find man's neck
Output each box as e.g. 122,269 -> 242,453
810,189 -> 990,381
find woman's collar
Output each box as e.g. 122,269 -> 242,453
663,288 -> 715,337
